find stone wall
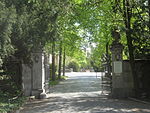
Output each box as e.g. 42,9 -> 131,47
122,60 -> 150,98
122,61 -> 134,97
111,61 -> 134,98
22,64 -> 32,96
134,60 -> 150,97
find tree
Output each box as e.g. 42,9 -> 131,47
123,0 -> 138,92
68,61 -> 79,72
52,38 -> 56,81
0,1 -> 16,66
0,0 -> 70,84
58,41 -> 62,79
62,47 -> 66,76
1,0 -> 149,92
131,0 -> 150,59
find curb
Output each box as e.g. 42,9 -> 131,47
128,97 -> 150,105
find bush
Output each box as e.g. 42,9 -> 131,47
67,61 -> 79,72
0,78 -> 26,112
0,91 -> 26,113
49,64 -> 58,79
0,72 -> 26,112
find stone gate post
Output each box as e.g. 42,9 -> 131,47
44,53 -> 50,93
110,28 -> 134,98
110,29 -> 124,98
31,50 -> 47,98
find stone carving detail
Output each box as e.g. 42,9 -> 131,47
111,28 -> 121,42
110,28 -> 123,61
33,54 -> 40,63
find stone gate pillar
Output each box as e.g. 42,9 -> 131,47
44,53 -> 50,93
110,28 -> 124,98
31,50 -> 47,98
110,28 -> 134,98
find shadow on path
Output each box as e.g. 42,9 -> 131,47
20,72 -> 150,113
21,96 -> 150,113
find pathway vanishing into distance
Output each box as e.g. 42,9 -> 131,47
20,72 -> 150,113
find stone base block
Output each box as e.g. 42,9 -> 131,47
40,92 -> 47,99
32,89 -> 43,98
111,88 -> 133,98
45,82 -> 50,93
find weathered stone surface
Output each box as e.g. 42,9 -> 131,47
22,64 -> 32,96
31,52 -> 46,98
40,92 -> 47,99
22,51 -> 50,98
110,34 -> 134,98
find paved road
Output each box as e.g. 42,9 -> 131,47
20,72 -> 150,113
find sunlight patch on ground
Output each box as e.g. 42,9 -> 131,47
47,91 -> 109,99
20,72 -> 150,113
120,108 -> 150,112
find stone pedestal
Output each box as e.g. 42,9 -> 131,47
22,50 -> 50,99
110,43 -> 125,98
110,29 -> 133,98
111,61 -> 134,98
31,52 -> 46,98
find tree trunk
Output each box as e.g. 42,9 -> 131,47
123,0 -> 138,94
52,40 -> 56,81
106,42 -> 111,76
51,13 -> 58,81
58,41 -> 62,79
148,0 -> 150,31
62,47 -> 66,76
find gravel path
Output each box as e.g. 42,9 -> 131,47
20,72 -> 150,113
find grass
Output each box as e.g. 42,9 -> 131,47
49,80 -> 59,86
0,91 -> 26,113
49,75 -> 68,86
60,75 -> 68,80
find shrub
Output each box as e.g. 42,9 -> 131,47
67,61 -> 79,72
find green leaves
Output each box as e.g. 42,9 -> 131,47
1,0 -> 149,68
73,0 -> 84,4
0,1 -> 16,65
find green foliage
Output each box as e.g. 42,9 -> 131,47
0,75 -> 26,112
131,0 -> 150,59
60,75 -> 68,80
58,0 -> 115,69
0,0 -> 149,88
49,80 -> 59,86
67,61 -> 79,72
49,76 -> 68,86
0,0 -> 149,64
0,1 -> 16,66
0,0 -> 70,65
0,91 -> 26,113
90,47 -> 103,71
